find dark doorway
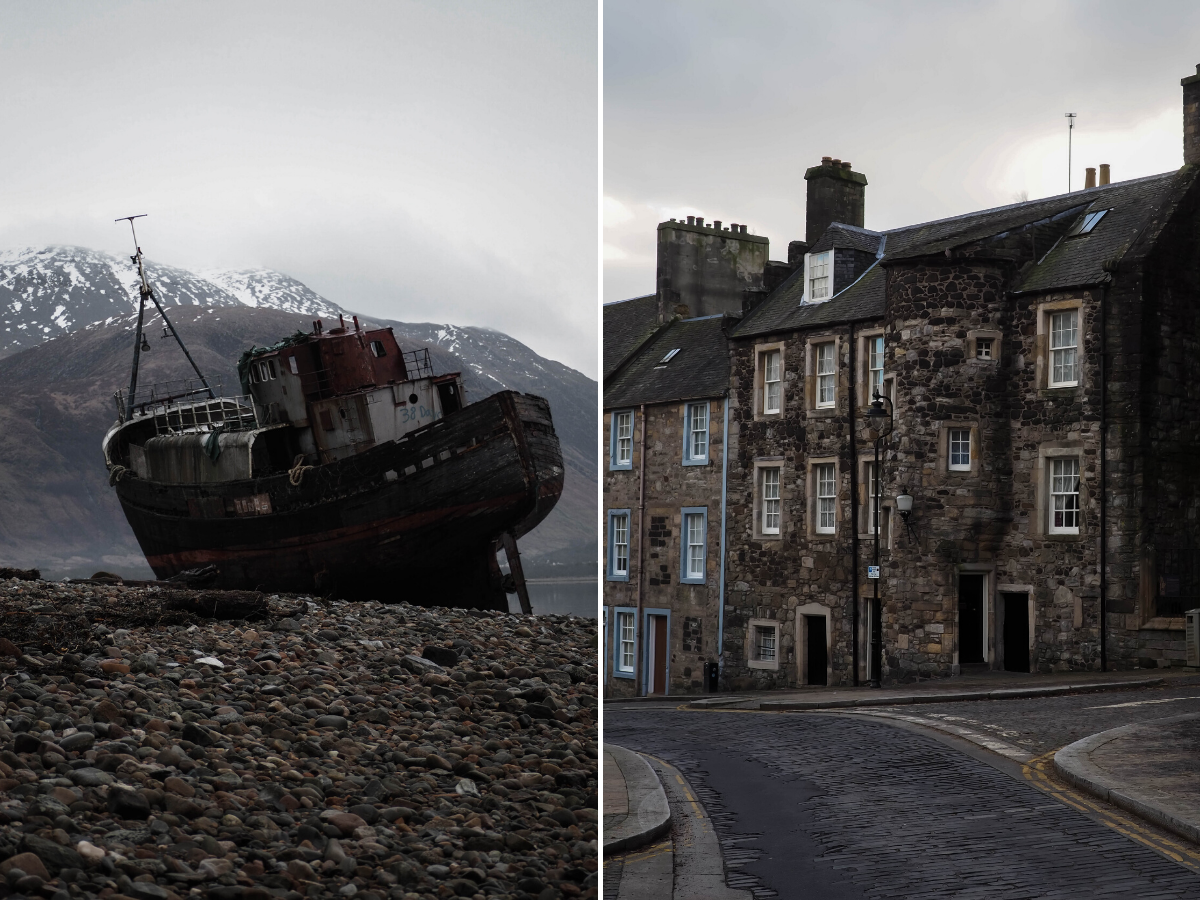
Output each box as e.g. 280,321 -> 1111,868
1003,593 -> 1030,672
805,616 -> 828,685
436,381 -> 462,416
958,574 -> 986,664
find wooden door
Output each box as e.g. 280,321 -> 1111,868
649,615 -> 668,695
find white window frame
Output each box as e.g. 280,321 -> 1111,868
864,460 -> 881,533
816,342 -> 836,408
949,428 -> 971,472
763,350 -> 782,414
615,609 -> 636,676
815,462 -> 836,535
607,510 -> 631,581
747,618 -> 780,670
1049,458 -> 1081,535
868,335 -> 884,397
682,402 -> 709,466
610,410 -> 634,470
807,250 -> 832,301
1049,310 -> 1079,388
761,466 -> 781,535
680,507 -> 707,585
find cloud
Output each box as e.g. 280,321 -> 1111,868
604,0 -> 1200,303
0,0 -> 598,377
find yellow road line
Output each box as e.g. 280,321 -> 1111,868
1020,750 -> 1200,871
605,839 -> 673,865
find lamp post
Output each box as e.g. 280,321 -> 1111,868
864,391 -> 894,689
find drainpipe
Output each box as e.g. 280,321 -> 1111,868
635,404 -> 647,696
1099,283 -> 1109,672
848,322 -> 859,685
718,396 -> 731,687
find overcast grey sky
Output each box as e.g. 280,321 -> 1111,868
604,0 -> 1200,304
0,1 -> 598,377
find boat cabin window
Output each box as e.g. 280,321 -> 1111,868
250,360 -> 277,383
369,340 -> 387,358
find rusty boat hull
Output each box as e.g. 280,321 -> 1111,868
109,391 -> 562,604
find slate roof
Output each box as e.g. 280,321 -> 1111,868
603,314 -> 730,409
602,294 -> 659,380
733,169 -> 1190,339
808,223 -> 884,255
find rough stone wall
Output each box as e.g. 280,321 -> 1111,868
602,399 -> 727,696
656,221 -> 768,323
723,329 -> 863,690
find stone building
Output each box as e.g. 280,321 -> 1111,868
603,65 -> 1200,694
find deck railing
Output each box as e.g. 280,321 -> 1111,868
114,379 -> 260,435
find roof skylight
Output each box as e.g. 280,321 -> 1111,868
1066,209 -> 1109,236
659,348 -> 680,364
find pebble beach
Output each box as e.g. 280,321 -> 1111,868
0,578 -> 598,900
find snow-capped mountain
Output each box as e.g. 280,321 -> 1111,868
0,245 -> 343,358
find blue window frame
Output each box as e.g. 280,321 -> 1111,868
682,401 -> 710,466
612,606 -> 636,679
607,509 -> 632,582
609,409 -> 634,470
679,506 -> 708,584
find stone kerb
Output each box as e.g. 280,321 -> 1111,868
603,744 -> 672,854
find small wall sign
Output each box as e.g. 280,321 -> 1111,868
867,565 -> 880,579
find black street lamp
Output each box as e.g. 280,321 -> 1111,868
864,391 -> 894,689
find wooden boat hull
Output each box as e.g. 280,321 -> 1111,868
109,391 -> 563,605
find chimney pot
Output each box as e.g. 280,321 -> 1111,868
687,215 -> 695,225
713,220 -> 722,230
696,217 -> 704,226
1099,163 -> 1110,185
1085,167 -> 1096,189
730,222 -> 738,231
822,156 -> 833,166
741,224 -> 748,233
841,161 -> 852,170
831,159 -> 841,167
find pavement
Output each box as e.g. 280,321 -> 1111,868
605,671 -> 1200,897
1055,712 -> 1200,846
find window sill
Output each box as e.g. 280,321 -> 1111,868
808,406 -> 838,418
605,574 -> 630,583
747,659 -> 780,670
1141,617 -> 1185,632
1043,532 -> 1084,541
608,464 -> 633,472
1039,386 -> 1081,399
679,578 -> 707,586
682,458 -> 710,467
757,411 -> 784,421
612,670 -> 635,679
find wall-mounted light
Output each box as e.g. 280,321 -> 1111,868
896,489 -> 913,521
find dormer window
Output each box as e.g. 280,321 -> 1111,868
369,340 -> 387,358
808,251 -> 831,300
1066,209 -> 1108,236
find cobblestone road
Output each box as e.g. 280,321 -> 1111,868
870,683 -> 1200,755
606,707 -> 1200,899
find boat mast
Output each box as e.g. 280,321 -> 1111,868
116,215 -> 214,419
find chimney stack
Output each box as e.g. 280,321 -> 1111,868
1085,167 -> 1096,189
1099,163 -> 1110,186
1183,64 -> 1200,165
804,157 -> 867,244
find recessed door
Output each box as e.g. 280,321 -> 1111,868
648,614 -> 669,695
959,574 -> 986,665
1003,593 -> 1030,672
805,615 -> 827,686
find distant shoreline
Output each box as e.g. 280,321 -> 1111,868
525,576 -> 597,585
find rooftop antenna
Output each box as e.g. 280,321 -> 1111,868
115,215 -> 213,419
1065,113 -> 1077,192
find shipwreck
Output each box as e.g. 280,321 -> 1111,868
101,219 -> 563,608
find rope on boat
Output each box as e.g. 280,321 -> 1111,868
288,454 -> 315,487
108,466 -> 130,486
